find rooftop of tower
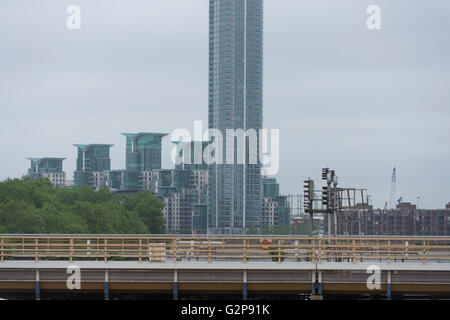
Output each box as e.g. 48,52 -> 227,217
27,157 -> 66,164
73,144 -> 114,150
121,133 -> 168,139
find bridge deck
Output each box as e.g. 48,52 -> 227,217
1,260 -> 450,271
1,235 -> 450,299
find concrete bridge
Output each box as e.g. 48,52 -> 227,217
0,235 -> 449,300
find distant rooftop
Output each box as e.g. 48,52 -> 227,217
73,144 -> 114,150
27,157 -> 66,163
171,140 -> 208,145
121,133 -> 168,139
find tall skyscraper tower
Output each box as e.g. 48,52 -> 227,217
208,0 -> 264,234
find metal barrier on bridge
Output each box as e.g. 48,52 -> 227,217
0,235 -> 450,264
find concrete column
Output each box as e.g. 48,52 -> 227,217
387,270 -> 392,300
311,271 -> 316,295
243,270 -> 248,300
317,271 -> 322,295
173,270 -> 178,300
82,151 -> 86,171
104,270 -> 109,300
35,270 -> 40,300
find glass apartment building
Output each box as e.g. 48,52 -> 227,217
73,144 -> 113,189
175,141 -> 209,171
263,177 -> 280,198
207,0 -> 264,234
27,157 -> 66,187
262,177 -> 291,228
106,133 -> 167,192
122,133 -> 167,172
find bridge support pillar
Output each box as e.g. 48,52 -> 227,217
173,270 -> 178,300
243,283 -> 248,300
35,282 -> 40,300
35,270 -> 40,300
243,270 -> 248,300
104,282 -> 109,300
311,271 -> 316,295
173,283 -> 178,300
311,271 -> 323,299
317,271 -> 322,295
386,270 -> 392,300
104,270 -> 109,300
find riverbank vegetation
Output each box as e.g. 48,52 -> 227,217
0,177 -> 166,234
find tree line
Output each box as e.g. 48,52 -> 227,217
0,177 -> 166,234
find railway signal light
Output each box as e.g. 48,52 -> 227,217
322,186 -> 329,207
322,168 -> 329,181
329,170 -> 335,185
303,179 -> 314,214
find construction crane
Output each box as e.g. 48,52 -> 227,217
389,167 -> 396,209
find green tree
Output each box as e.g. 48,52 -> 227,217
132,192 -> 166,234
0,177 -> 166,234
0,200 -> 44,233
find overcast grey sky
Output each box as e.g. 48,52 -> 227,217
0,0 -> 449,209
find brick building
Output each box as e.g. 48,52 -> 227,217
326,203 -> 450,236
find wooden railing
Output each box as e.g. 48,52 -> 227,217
0,235 -> 450,264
